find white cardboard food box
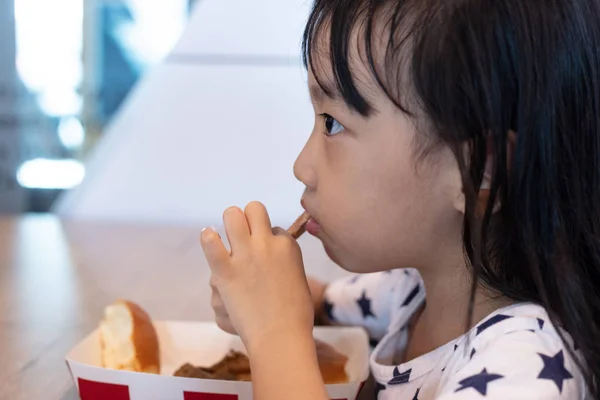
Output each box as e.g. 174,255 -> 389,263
66,321 -> 370,400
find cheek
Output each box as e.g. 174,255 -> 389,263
318,151 -> 425,269
317,144 -> 454,271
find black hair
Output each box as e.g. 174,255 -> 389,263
303,0 -> 600,396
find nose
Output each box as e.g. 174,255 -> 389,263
293,132 -> 317,190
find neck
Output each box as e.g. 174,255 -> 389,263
406,251 -> 513,360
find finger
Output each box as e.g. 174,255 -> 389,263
271,226 -> 291,237
210,285 -> 227,313
209,275 -> 219,290
244,201 -> 272,236
223,206 -> 250,255
211,294 -> 232,324
201,227 -> 230,271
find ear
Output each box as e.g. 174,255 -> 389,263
453,132 -> 516,216
476,155 -> 501,216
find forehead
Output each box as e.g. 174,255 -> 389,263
304,7 -> 415,113
306,27 -> 382,108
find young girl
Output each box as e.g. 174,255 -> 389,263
201,0 -> 600,398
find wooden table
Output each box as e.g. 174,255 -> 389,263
0,215 -> 370,400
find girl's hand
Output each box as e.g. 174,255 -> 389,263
201,202 -> 314,350
210,275 -> 330,335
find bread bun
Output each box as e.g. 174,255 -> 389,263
315,339 -> 349,384
99,300 -> 160,374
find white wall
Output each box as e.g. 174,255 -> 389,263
173,0 -> 312,57
57,0 -> 315,226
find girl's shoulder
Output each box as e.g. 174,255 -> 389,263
436,303 -> 586,399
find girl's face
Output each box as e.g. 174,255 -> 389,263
295,67 -> 466,273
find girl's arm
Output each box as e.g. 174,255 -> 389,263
247,330 -> 329,400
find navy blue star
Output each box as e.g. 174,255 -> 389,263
455,368 -> 504,395
375,382 -> 386,397
454,343 -> 459,351
470,348 -> 477,360
476,314 -> 513,335
412,387 -> 420,400
537,318 -> 545,330
537,350 -> 573,393
442,366 -> 446,372
323,299 -> 335,321
388,367 -> 412,385
357,291 -> 376,318
401,284 -> 421,307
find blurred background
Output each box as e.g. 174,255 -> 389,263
0,0 -> 312,226
0,4 -> 353,396
1,0 -> 195,212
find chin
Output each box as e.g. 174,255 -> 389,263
322,243 -> 370,273
322,243 -> 342,266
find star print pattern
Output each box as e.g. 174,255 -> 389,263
375,382 -> 386,398
388,367 -> 412,385
357,290 -> 376,318
537,350 -> 573,393
455,368 -> 504,395
476,314 -> 513,335
323,270 -> 584,399
323,299 -> 335,322
412,387 -> 420,400
401,284 -> 421,307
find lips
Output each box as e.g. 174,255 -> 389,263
306,218 -> 321,236
300,199 -> 321,236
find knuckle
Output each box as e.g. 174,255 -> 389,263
209,276 -> 218,289
215,316 -> 235,334
210,294 -> 222,309
276,233 -> 295,247
215,316 -> 227,329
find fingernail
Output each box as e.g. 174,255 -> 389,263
201,227 -> 221,240
201,227 -> 214,238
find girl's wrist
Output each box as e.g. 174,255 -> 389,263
244,323 -> 314,357
246,328 -> 328,400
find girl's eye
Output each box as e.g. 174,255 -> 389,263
320,113 -> 345,136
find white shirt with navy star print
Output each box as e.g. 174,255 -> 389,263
323,269 -> 588,399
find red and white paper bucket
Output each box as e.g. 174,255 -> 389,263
66,321 -> 369,400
